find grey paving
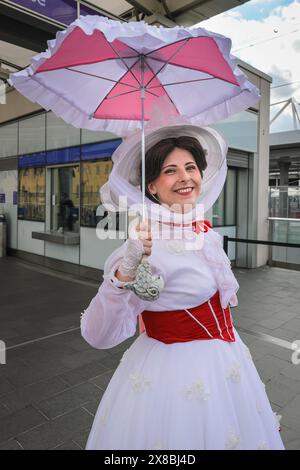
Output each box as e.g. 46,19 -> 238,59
0,257 -> 300,449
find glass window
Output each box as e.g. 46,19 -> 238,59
51,165 -> 80,233
81,128 -> 119,145
81,159 -> 113,228
289,188 -> 300,218
19,114 -> 46,155
212,168 -> 237,227
212,188 -> 225,227
212,110 -> 258,152
18,167 -> 45,221
46,112 -> 80,151
269,186 -> 300,218
225,169 -> 237,225
287,221 -> 300,244
0,122 -> 18,158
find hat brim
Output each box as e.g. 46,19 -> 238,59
101,123 -> 228,214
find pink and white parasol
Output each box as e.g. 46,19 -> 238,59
9,15 -> 260,219
9,15 -> 260,136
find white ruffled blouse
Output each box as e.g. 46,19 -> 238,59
80,225 -> 239,349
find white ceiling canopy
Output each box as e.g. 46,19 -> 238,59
85,0 -> 250,26
84,0 -> 133,17
0,41 -> 35,69
0,0 -> 250,81
0,40 -> 35,84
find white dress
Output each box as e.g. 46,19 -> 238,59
80,226 -> 285,450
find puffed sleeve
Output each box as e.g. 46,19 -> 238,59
203,229 -> 239,309
80,241 -> 148,349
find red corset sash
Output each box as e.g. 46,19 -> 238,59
141,290 -> 235,344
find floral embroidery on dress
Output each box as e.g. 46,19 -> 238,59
147,441 -> 165,450
128,371 -> 151,392
226,430 -> 240,449
80,310 -> 86,320
256,399 -> 262,414
257,441 -> 270,450
274,412 -> 282,432
99,406 -> 109,426
120,349 -> 129,363
183,379 -> 210,401
226,363 -> 241,383
244,346 -> 253,361
163,240 -> 187,254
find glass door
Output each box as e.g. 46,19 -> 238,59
50,165 -> 80,233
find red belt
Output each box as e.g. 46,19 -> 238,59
141,290 -> 235,344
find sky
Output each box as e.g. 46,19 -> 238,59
196,0 -> 300,133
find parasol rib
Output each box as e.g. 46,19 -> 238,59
144,38 -> 190,88
65,66 -> 139,89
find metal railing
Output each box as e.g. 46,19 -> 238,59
223,235 -> 300,255
223,217 -> 300,264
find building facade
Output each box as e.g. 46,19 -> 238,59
0,59 -> 272,278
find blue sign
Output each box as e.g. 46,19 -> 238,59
81,139 -> 122,161
10,1 -> 100,25
19,151 -> 46,168
46,145 -> 80,164
18,138 -> 122,167
13,191 -> 18,205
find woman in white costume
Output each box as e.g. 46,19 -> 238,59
80,122 -> 285,450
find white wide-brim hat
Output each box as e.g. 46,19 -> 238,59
100,121 -> 228,221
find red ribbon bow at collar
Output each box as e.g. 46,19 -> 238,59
156,219 -> 213,233
192,220 -> 213,233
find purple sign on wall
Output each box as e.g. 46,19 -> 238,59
10,0 -> 99,25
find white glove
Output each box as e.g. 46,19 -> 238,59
118,221 -> 152,279
118,238 -> 145,278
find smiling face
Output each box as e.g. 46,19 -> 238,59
147,147 -> 202,212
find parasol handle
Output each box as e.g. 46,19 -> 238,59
141,57 -> 146,222
123,59 -> 164,302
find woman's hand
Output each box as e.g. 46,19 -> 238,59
135,221 -> 152,256
116,220 -> 152,282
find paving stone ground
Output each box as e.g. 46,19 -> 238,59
0,256 -> 300,450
